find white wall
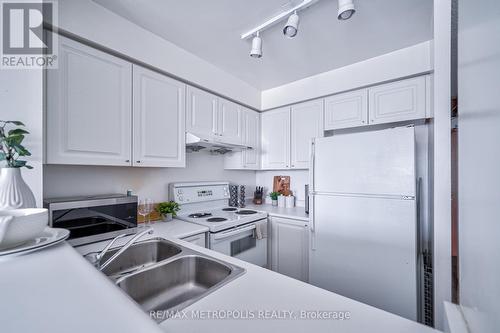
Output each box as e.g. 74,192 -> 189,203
432,0 -> 452,329
50,0 -> 261,110
457,1 -> 500,331
261,41 -> 433,110
0,70 -> 43,207
255,170 -> 308,207
43,152 -> 256,202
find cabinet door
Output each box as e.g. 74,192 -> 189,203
132,65 -> 186,167
324,89 -> 368,130
46,34 -> 132,166
368,76 -> 427,125
217,99 -> 242,144
261,107 -> 290,169
223,108 -> 260,170
186,86 -> 218,138
181,233 -> 206,248
290,99 -> 324,169
243,109 -> 260,169
271,217 -> 309,282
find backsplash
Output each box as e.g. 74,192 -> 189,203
43,153 -> 256,202
255,170 -> 308,207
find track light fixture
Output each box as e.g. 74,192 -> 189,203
283,11 -> 300,38
242,0 -> 359,58
250,32 -> 262,58
337,0 -> 355,20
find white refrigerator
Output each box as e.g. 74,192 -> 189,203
309,126 -> 418,321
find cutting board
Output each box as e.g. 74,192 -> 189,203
273,176 -> 291,196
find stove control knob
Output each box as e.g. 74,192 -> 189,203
177,189 -> 183,194
178,196 -> 183,201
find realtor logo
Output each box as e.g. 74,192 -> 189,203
1,1 -> 57,69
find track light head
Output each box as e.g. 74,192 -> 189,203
283,12 -> 300,38
250,32 -> 262,58
337,0 -> 355,20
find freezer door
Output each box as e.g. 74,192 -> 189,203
314,126 -> 416,197
309,194 -> 417,321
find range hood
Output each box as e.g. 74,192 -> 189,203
185,132 -> 252,154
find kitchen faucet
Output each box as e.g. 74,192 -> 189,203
85,228 -> 154,271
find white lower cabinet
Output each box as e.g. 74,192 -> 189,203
270,217 -> 309,282
181,233 -> 206,248
132,65 -> 186,167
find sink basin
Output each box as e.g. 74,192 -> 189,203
100,238 -> 182,277
116,255 -> 244,320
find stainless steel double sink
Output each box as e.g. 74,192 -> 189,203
90,237 -> 245,322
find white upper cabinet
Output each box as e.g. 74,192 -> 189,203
218,99 -> 242,144
261,100 -> 323,170
186,86 -> 218,138
324,89 -> 368,130
368,76 -> 427,125
186,86 -> 242,144
223,108 -> 260,170
243,109 -> 261,169
291,100 -> 324,169
132,65 -> 186,167
270,217 -> 309,282
261,107 -> 290,169
46,34 -> 132,166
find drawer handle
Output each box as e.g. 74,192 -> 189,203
213,224 -> 256,240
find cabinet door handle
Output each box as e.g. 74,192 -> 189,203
125,160 -> 130,163
136,160 -> 141,163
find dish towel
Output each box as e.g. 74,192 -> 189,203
254,219 -> 268,240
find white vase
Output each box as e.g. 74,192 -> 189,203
278,195 -> 286,208
0,168 -> 36,210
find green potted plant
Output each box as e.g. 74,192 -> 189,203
0,120 -> 36,209
269,192 -> 280,206
156,201 -> 180,222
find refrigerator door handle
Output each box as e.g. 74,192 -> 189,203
309,139 -> 315,194
310,193 -> 316,251
309,139 -> 316,251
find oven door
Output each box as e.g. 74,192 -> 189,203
209,220 -> 267,267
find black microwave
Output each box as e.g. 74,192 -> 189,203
44,194 -> 138,246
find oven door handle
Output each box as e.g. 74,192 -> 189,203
213,224 -> 256,240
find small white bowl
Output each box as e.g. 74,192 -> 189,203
0,208 -> 48,250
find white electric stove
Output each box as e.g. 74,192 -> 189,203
170,182 -> 268,267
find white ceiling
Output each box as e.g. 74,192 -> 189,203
93,0 -> 433,90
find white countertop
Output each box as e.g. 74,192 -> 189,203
0,242 -> 162,333
160,238 -> 438,333
244,203 -> 309,222
0,230 -> 438,333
